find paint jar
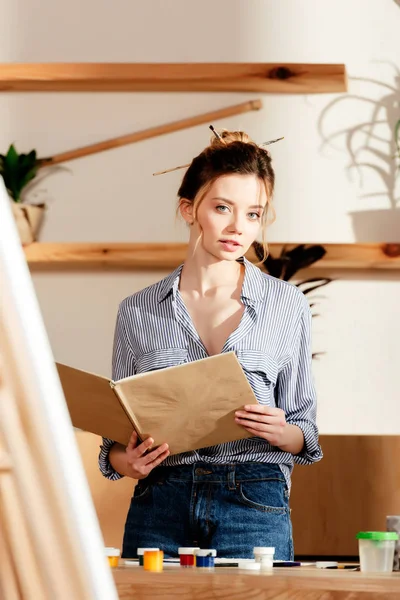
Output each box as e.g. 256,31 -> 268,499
137,547 -> 160,566
386,516 -> 400,571
253,547 -> 275,571
356,532 -> 399,572
143,550 -> 164,572
104,547 -> 120,568
178,547 -> 200,567
195,549 -> 217,568
238,560 -> 261,571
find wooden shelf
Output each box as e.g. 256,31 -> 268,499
0,63 -> 347,93
24,242 -> 400,270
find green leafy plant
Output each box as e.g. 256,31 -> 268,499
0,144 -> 39,203
253,242 -> 332,359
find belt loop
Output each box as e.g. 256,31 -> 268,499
227,465 -> 236,490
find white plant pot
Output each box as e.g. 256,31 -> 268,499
349,208 -> 400,242
10,201 -> 46,245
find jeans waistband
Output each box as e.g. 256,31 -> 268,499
148,462 -> 286,485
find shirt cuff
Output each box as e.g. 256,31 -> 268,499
289,420 -> 323,465
98,438 -> 124,480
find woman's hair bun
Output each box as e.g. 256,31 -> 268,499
209,129 -> 253,146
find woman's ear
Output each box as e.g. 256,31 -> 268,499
179,199 -> 194,225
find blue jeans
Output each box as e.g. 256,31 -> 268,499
122,462 -> 293,560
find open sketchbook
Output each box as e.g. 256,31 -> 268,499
57,352 -> 257,456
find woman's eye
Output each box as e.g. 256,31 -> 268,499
216,205 -> 229,213
248,212 -> 261,220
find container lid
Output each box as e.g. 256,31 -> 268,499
178,547 -> 200,554
356,531 -> 399,541
238,560 -> 261,571
195,549 -> 217,557
104,547 -> 121,557
137,547 -> 160,555
253,546 -> 275,555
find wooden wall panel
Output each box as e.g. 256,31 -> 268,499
291,435 -> 400,556
75,432 -> 133,549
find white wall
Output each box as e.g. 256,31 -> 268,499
2,0 -> 400,434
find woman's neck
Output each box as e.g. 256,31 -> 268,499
180,251 -> 243,299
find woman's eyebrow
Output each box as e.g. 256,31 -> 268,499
212,197 -> 263,209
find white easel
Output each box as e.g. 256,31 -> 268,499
0,179 -> 118,599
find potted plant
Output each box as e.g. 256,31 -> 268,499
0,144 -> 45,245
253,242 -> 332,359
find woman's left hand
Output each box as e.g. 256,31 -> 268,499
235,404 -> 287,447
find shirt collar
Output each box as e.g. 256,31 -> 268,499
157,256 -> 267,305
238,256 -> 267,305
157,264 -> 184,303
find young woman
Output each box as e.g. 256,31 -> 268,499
99,129 -> 322,560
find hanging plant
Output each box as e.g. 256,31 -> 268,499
253,242 -> 332,359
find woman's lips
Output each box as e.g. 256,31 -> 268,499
219,240 -> 241,252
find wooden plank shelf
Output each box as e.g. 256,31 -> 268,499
24,242 -> 400,271
0,63 -> 347,94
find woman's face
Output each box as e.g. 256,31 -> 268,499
187,174 -> 267,262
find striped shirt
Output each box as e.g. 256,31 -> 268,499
99,256 -> 322,489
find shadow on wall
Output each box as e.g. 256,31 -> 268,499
318,62 -> 400,242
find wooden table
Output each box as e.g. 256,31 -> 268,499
113,564 -> 400,600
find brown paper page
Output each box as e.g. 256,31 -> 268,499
114,352 -> 257,455
56,363 -> 134,445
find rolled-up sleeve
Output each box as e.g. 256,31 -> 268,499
277,297 -> 323,465
98,302 -> 136,480
99,437 -> 123,480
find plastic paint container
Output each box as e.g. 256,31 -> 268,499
178,547 -> 200,567
137,548 -> 160,566
143,550 -> 164,572
195,549 -> 217,568
104,547 -> 120,568
238,560 -> 261,571
253,547 -> 275,571
356,532 -> 399,572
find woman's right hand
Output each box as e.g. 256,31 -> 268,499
125,431 -> 170,479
